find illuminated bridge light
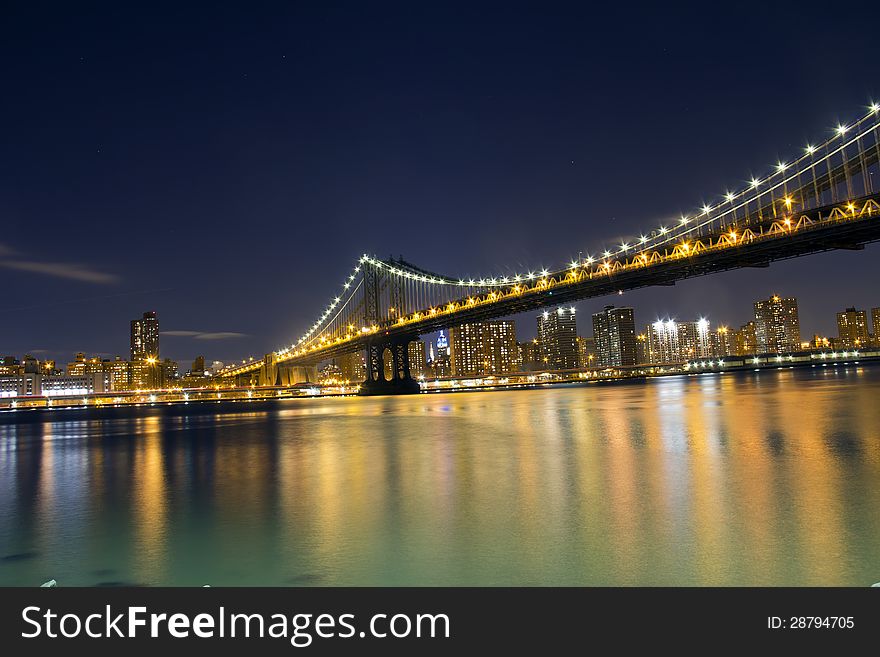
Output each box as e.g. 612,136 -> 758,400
225,111 -> 880,378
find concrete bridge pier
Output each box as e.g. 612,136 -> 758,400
360,334 -> 421,396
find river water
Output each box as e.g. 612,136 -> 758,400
1,365 -> 878,586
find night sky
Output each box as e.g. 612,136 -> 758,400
2,3 -> 878,367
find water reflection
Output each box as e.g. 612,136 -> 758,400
1,366 -> 879,586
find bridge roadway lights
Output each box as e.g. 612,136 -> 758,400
359,334 -> 422,396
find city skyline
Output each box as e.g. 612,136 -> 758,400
6,295 -> 880,385
2,5 -> 879,363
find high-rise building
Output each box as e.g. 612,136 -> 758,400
734,321 -> 758,356
712,326 -> 733,357
337,351 -> 367,382
519,339 -> 541,371
131,311 -> 159,361
536,307 -> 579,369
428,330 -> 452,377
191,355 -> 206,376
754,295 -> 801,354
836,307 -> 869,349
591,306 -> 636,367
636,332 -> 650,365
873,308 -> 880,347
408,340 -> 426,377
577,336 -> 597,369
646,320 -> 679,364
642,319 -> 710,364
679,320 -> 711,360
449,321 -> 518,376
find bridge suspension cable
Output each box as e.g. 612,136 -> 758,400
217,102 -> 880,379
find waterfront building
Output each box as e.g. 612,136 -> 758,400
449,321 -> 518,376
577,336 -> 597,369
519,339 -> 542,371
129,360 -> 156,389
319,362 -> 343,384
712,326 -> 733,357
754,295 -> 801,354
131,311 -> 159,361
643,319 -> 710,364
536,307 -> 579,370
836,307 -> 869,349
103,357 -> 131,391
161,358 -> 179,385
646,320 -> 680,364
734,321 -> 758,356
408,340 -> 426,377
872,308 -> 880,346
0,373 -> 107,397
636,332 -> 650,365
191,356 -> 206,376
592,306 -> 636,367
679,319 -> 711,360
66,352 -> 87,376
337,351 -> 367,382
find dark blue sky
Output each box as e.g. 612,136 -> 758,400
1,2 -> 878,366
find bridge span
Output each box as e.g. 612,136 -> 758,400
217,105 -> 880,394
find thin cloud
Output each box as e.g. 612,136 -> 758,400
162,330 -> 248,340
0,258 -> 119,284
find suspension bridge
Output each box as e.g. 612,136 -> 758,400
217,104 -> 880,394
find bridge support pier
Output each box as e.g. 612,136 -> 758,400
360,334 -> 422,396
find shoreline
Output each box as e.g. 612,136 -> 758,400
1,351 -> 877,419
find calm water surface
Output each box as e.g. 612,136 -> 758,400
1,366 -> 879,586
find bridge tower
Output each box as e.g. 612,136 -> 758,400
360,260 -> 421,395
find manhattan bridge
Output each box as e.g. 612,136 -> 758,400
217,104 -> 880,394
